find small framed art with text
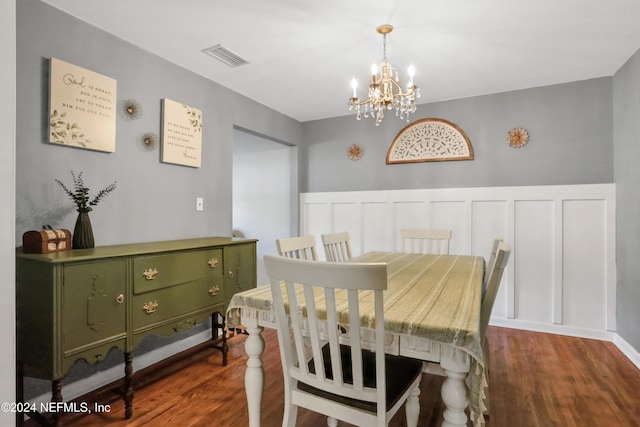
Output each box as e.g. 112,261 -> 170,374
161,98 -> 202,168
48,58 -> 117,152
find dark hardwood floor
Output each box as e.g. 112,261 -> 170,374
26,326 -> 640,427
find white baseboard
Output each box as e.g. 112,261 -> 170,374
489,317 -> 615,341
491,317 -> 640,372
613,333 -> 640,370
27,329 -> 213,406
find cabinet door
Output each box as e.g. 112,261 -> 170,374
224,243 -> 256,298
62,259 -> 127,356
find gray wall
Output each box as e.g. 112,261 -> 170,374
16,0 -> 302,399
301,78 -> 613,193
16,0 -> 302,246
1,0 -> 16,421
613,47 -> 640,351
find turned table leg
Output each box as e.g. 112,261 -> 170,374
440,346 -> 470,427
242,309 -> 265,427
441,369 -> 469,427
245,325 -> 265,427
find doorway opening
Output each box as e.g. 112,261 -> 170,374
232,127 -> 297,286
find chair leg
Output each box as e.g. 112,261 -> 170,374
482,336 -> 491,417
405,379 -> 421,427
282,401 -> 298,427
327,416 -> 338,427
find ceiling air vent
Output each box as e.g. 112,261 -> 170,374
202,44 -> 249,68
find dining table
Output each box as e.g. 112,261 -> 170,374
226,251 -> 487,427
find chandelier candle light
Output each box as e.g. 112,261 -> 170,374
348,24 -> 420,125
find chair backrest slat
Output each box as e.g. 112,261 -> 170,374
400,228 -> 452,255
281,279 -> 308,375
276,235 -> 318,260
321,231 -> 352,262
323,288 -> 344,385
347,288 -> 364,390
302,283 -> 327,380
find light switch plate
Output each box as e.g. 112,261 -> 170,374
196,197 -> 204,211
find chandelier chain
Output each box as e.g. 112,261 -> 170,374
382,33 -> 388,62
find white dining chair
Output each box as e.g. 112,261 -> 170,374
482,237 -> 504,300
400,228 -> 452,254
276,235 -> 318,260
479,241 -> 511,414
420,241 -> 510,417
264,254 -> 422,427
321,231 -> 352,262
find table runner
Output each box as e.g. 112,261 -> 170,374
227,252 -> 487,426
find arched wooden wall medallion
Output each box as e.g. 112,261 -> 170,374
386,118 -> 474,164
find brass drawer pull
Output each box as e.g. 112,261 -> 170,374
208,258 -> 219,268
142,268 -> 158,280
228,271 -> 234,279
208,286 -> 220,297
143,301 -> 159,314
116,294 -> 124,304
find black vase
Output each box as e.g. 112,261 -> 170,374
73,209 -> 95,249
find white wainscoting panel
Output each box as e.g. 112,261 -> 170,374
362,202 -> 393,254
471,200 -> 509,317
562,200 -> 608,331
300,184 -> 616,339
431,201 -> 467,255
514,200 -> 555,324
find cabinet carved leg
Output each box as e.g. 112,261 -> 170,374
211,312 -> 229,366
51,379 -> 62,427
124,352 -> 133,419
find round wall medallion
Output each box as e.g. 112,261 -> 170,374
507,128 -> 529,148
347,144 -> 363,160
120,99 -> 143,120
139,132 -> 158,151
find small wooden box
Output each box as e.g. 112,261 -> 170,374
22,229 -> 72,254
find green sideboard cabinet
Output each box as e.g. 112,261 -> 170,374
16,237 -> 256,425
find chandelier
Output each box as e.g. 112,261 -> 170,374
348,24 -> 420,126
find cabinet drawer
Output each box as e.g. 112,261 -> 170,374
62,259 -> 127,354
132,275 -> 224,329
133,249 -> 222,294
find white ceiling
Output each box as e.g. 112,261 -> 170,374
40,0 -> 640,123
